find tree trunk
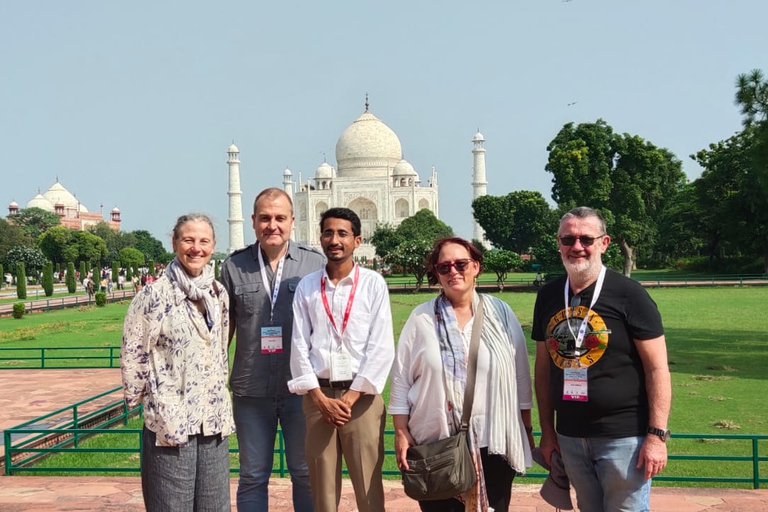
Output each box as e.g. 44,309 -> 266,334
617,238 -> 634,277
764,244 -> 768,275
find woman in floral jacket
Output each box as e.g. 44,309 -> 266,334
121,213 -> 235,512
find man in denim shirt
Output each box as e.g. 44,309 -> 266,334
220,188 -> 324,512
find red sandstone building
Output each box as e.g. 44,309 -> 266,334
7,179 -> 121,231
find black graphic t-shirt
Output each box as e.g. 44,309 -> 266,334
532,269 -> 664,438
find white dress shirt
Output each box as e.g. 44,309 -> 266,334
288,265 -> 395,395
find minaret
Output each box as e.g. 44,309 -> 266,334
282,167 -> 294,200
227,142 -> 245,254
471,129 -> 488,242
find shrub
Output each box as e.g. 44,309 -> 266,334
66,262 -> 77,293
214,259 -> 220,280
0,263 -> 3,288
42,261 -> 54,297
126,265 -> 133,281
79,261 -> 87,283
112,261 -> 119,283
12,302 -> 25,319
16,262 -> 27,300
95,292 -> 107,307
148,259 -> 156,277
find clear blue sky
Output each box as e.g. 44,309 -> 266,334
2,1 -> 765,251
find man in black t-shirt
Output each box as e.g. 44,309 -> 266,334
533,207 -> 671,512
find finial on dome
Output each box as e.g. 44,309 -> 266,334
365,93 -> 369,112
56,175 -> 59,183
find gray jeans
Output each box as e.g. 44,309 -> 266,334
142,427 -> 231,512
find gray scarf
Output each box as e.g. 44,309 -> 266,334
165,257 -> 218,327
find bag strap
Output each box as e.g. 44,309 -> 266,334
460,294 -> 484,430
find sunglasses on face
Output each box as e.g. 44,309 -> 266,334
434,259 -> 473,275
559,235 -> 605,247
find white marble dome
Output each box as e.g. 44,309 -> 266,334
43,182 -> 88,212
26,193 -> 54,211
392,159 -> 417,176
228,143 -> 239,153
315,162 -> 334,179
335,109 -> 402,178
283,167 -> 292,177
473,130 -> 485,142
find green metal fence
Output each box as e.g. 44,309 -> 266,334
4,389 -> 768,488
0,346 -> 121,369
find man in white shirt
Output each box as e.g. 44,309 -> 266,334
289,207 -> 395,512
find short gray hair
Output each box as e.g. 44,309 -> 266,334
172,213 -> 216,241
560,207 -> 607,235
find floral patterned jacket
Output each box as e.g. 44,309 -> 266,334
121,275 -> 235,446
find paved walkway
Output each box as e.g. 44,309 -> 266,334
2,369 -> 768,511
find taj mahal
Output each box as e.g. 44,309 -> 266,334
225,99 -> 489,260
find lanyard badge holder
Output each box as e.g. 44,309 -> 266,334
258,246 -> 286,354
322,266 -> 359,383
561,266 -> 606,402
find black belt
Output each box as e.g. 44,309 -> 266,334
317,378 -> 353,390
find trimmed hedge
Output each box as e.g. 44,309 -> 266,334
12,302 -> 25,319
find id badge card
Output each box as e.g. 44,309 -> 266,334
260,325 -> 283,354
330,349 -> 354,382
563,368 -> 588,401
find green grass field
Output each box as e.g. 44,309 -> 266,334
4,285 -> 768,485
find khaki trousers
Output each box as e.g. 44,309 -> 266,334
302,390 -> 386,512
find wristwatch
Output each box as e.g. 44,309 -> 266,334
647,426 -> 671,442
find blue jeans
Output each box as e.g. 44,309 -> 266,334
557,434 -> 650,512
233,394 -> 313,512
141,427 -> 230,512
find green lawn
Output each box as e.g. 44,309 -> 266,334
4,286 -> 768,485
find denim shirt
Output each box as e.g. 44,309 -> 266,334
121,275 -> 235,446
220,242 -> 325,398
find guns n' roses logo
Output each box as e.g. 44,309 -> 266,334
545,305 -> 611,369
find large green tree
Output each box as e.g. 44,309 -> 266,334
370,209 -> 453,289
6,246 -> 46,280
370,223 -> 401,260
75,231 -> 108,266
0,218 -> 32,267
545,120 -> 686,276
656,183 -> 705,260
38,226 -> 76,265
692,129 -> 768,272
12,207 -> 62,239
483,249 -> 523,290
735,69 -> 768,197
119,247 -> 146,268
472,191 -> 555,253
38,227 -> 107,266
88,222 -> 137,263
396,209 -> 453,244
131,230 -> 172,264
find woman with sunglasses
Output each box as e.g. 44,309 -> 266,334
388,237 -> 534,512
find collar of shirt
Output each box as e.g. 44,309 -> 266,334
321,263 -> 358,290
250,240 -> 298,263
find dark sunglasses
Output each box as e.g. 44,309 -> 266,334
559,235 -> 605,247
434,259 -> 473,275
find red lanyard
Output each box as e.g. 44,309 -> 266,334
321,265 -> 360,339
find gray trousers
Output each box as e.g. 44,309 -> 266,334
141,427 -> 231,512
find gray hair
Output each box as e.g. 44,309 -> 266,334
172,213 -> 216,241
560,207 -> 607,235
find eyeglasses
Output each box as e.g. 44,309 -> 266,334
434,259 -> 473,275
559,235 -> 605,247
